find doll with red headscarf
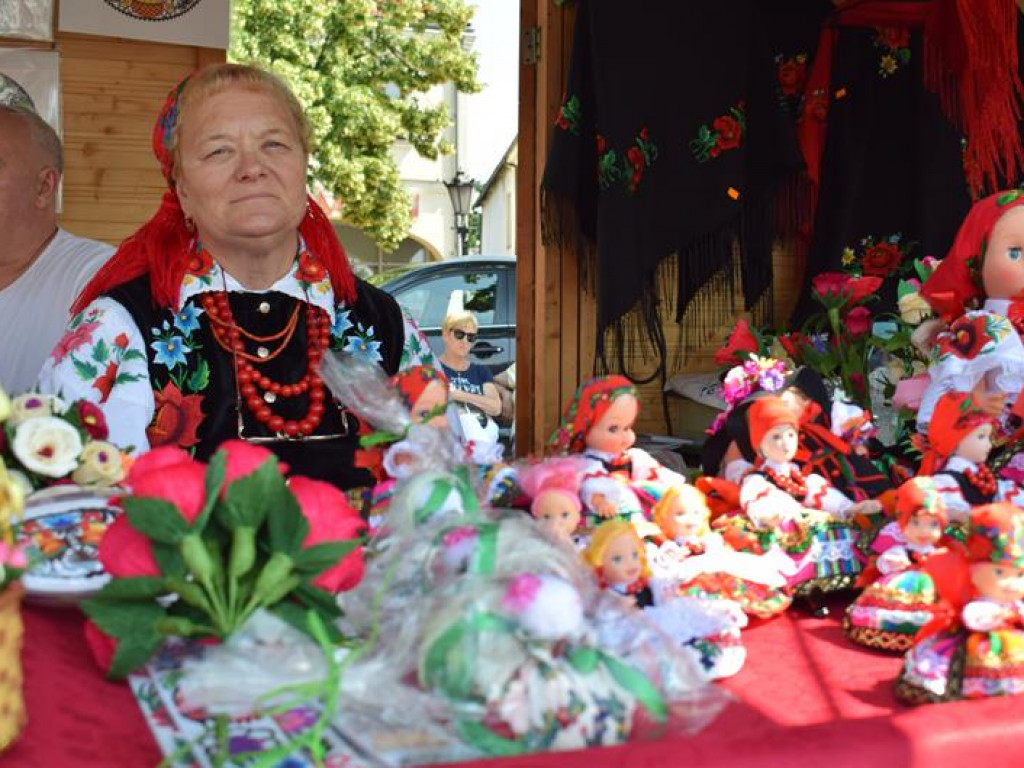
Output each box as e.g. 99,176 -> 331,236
896,502 -> 1024,703
844,477 -> 954,652
736,395 -> 880,609
918,190 -> 1024,433
547,376 -> 687,523
922,391 -> 1024,526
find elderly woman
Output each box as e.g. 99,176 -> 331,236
38,64 -> 434,489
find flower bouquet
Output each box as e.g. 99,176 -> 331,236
0,390 -> 128,493
83,441 -> 366,681
0,458 -> 29,751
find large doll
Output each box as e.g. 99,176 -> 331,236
896,502 -> 1024,703
646,484 -> 792,619
921,391 -> 1024,526
918,190 -> 1024,432
547,376 -> 686,522
736,395 -> 880,611
844,477 -> 951,652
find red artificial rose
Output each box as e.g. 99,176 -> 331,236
99,514 -> 161,578
218,439 -> 282,490
778,332 -> 806,361
777,59 -> 806,96
297,252 -> 327,283
849,372 -> 866,396
846,306 -> 873,337
811,272 -> 851,300
712,115 -> 742,152
626,145 -> 645,172
92,361 -> 119,404
77,400 -> 109,440
714,318 -> 760,366
639,127 -> 649,141
596,134 -> 606,155
862,242 -> 903,277
128,447 -> 208,523
845,276 -> 884,305
288,476 -> 367,593
147,382 -> 204,448
876,25 -> 909,50
84,620 -> 118,676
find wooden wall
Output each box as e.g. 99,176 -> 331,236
0,29 -> 224,246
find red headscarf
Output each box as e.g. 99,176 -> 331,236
389,365 -> 448,412
895,476 -> 948,530
966,502 -> 1024,567
746,395 -> 799,457
546,375 -> 637,455
918,391 -> 994,474
921,190 -> 1024,322
72,65 -> 356,313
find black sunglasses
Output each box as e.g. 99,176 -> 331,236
451,329 -> 478,342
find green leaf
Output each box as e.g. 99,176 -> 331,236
107,632 -> 165,680
123,497 -> 190,544
219,458 -> 284,529
265,481 -> 310,555
152,541 -> 186,577
291,539 -> 361,574
293,580 -> 342,621
82,597 -> 165,639
115,372 -> 144,385
187,359 -> 210,392
73,358 -> 99,380
91,338 -> 110,364
193,450 -> 226,532
270,600 -> 343,644
91,577 -> 169,602
122,349 -> 146,363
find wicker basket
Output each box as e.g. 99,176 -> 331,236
0,581 -> 25,751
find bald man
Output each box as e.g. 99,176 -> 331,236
0,105 -> 113,394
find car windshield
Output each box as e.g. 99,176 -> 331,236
392,269 -> 499,328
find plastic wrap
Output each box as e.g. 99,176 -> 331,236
0,1 -> 53,41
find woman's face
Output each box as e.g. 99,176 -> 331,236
982,206 -> 1024,301
443,322 -> 477,360
585,394 -> 638,455
175,87 -> 308,251
955,422 -> 993,465
601,531 -> 642,586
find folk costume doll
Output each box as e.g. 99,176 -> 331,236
844,477 -> 951,652
918,191 -> 1024,433
647,484 -> 792,619
737,395 -> 880,609
896,503 -> 1024,703
547,376 -> 687,522
583,520 -> 654,608
516,457 -> 586,544
922,392 -> 1024,526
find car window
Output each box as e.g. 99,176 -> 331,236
393,269 -> 499,328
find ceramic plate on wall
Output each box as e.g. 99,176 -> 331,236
14,485 -> 120,605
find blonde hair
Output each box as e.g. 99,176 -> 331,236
442,309 -> 478,333
582,520 -> 650,579
168,63 -> 312,178
651,485 -> 710,538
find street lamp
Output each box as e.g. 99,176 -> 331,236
444,170 -> 475,257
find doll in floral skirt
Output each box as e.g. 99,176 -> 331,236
896,502 -> 1024,703
844,477 -> 952,652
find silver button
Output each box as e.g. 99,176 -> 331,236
258,301 -> 271,314
257,346 -> 270,359
264,392 -> 277,403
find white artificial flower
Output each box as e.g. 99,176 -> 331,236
0,387 -> 11,423
898,291 -> 933,326
12,416 -> 83,478
8,393 -> 54,426
5,470 -> 33,504
72,441 -> 125,487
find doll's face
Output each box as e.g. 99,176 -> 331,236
970,561 -> 1024,603
903,512 -> 943,548
532,490 -> 581,538
601,531 -> 642,586
585,394 -> 638,455
759,423 -> 799,464
981,206 -> 1024,300
663,495 -> 708,541
410,380 -> 449,428
955,422 -> 993,465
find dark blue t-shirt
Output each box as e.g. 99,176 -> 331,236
440,362 -> 493,396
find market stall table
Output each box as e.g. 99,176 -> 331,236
7,600 -> 1024,768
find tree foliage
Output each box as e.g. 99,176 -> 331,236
231,0 -> 479,251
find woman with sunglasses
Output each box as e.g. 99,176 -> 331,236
439,309 -> 502,449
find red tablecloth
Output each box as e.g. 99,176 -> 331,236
6,601 -> 1024,768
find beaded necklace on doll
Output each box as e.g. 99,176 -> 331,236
762,464 -> 809,497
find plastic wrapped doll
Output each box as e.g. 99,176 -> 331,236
583,520 -> 747,679
646,485 -> 792,619
547,375 -> 687,522
516,457 -> 587,545
896,502 -> 1024,703
844,477 -> 952,652
921,391 -> 1024,527
736,396 -> 881,611
917,191 -> 1024,432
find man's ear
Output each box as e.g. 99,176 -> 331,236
35,167 -> 60,209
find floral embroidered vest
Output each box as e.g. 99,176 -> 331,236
107,275 -> 405,490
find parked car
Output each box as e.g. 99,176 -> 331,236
380,255 -> 516,375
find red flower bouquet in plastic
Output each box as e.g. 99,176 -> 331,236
83,441 -> 365,679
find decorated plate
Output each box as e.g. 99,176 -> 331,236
14,485 -> 121,605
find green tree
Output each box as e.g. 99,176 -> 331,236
231,0 -> 479,251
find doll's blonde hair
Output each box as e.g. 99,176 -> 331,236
582,520 -> 650,580
651,485 -> 710,538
